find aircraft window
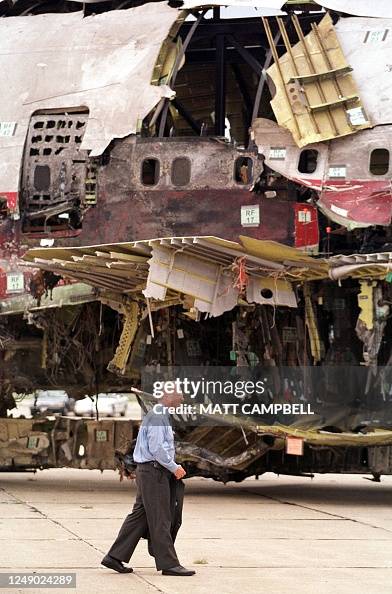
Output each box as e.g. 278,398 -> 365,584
234,157 -> 253,184
298,150 -> 318,174
0,196 -> 7,218
260,288 -> 273,299
141,158 -> 160,186
370,149 -> 389,175
171,157 -> 191,186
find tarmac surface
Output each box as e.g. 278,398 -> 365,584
0,469 -> 392,594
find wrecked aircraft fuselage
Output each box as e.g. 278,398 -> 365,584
2,1 -> 392,481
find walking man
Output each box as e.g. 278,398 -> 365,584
101,390 -> 195,577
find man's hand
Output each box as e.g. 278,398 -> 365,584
174,465 -> 186,480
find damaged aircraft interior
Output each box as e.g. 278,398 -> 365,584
2,0 -> 392,482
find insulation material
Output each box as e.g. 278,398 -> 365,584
264,13 -> 371,147
0,4 -> 182,196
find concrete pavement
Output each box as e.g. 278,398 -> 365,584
1,469 -> 392,593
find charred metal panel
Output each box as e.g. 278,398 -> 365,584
123,137 -> 261,192
67,137 -> 296,246
21,112 -> 90,233
14,137 -> 302,247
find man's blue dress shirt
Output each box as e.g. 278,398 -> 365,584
133,408 -> 179,473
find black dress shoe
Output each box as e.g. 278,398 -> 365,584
162,565 -> 195,576
101,554 -> 133,573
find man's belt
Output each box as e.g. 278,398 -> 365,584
137,461 -> 171,472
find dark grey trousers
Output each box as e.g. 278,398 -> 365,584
107,462 -> 184,571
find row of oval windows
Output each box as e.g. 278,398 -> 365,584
141,148 -> 392,188
141,157 -> 253,186
299,148 -> 391,175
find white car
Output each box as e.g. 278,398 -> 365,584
73,393 -> 128,417
29,390 -> 74,416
